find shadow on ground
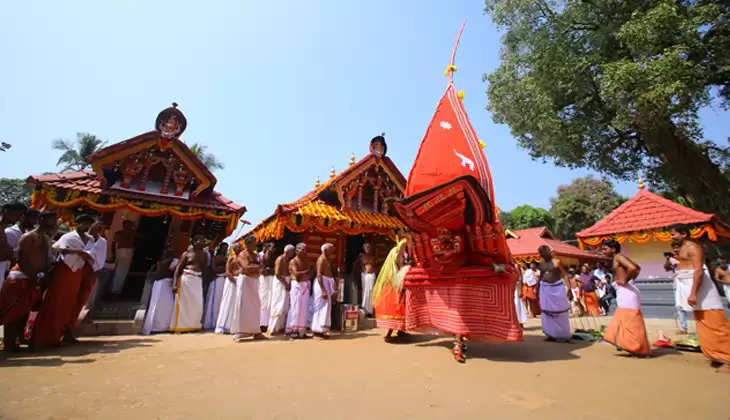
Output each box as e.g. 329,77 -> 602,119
0,337 -> 160,367
416,334 -> 595,363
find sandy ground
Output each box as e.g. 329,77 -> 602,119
1,317 -> 728,420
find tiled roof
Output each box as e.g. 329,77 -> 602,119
28,170 -> 244,213
246,153 -> 406,237
507,227 -> 605,260
577,189 -> 716,238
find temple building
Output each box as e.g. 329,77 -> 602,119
244,135 -> 406,284
27,104 -> 245,327
577,179 -> 730,280
507,227 -> 607,267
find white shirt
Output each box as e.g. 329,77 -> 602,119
54,231 -> 92,272
85,236 -> 108,272
4,224 -> 23,252
523,269 -> 539,286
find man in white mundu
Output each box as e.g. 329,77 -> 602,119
258,243 -> 276,331
215,243 -> 242,334
268,244 -> 294,335
231,236 -> 265,342
312,243 -> 336,338
286,243 -> 312,339
169,235 -> 206,333
203,243 -> 229,331
358,242 -> 378,316
142,250 -> 178,335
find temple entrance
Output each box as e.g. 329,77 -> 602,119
125,216 -> 169,299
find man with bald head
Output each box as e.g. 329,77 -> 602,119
312,243 -> 336,338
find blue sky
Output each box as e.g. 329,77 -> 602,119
2,1 -> 727,239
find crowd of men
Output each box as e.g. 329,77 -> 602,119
0,203 -> 107,351
2,201 -> 729,372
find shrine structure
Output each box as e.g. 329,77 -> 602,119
244,134 -> 407,282
508,227 -> 607,266
27,104 -> 245,323
577,179 -> 730,279
390,23 -> 522,356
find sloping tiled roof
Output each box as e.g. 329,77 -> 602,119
508,227 -> 605,260
246,153 -> 406,237
577,188 -> 716,238
28,170 -> 244,213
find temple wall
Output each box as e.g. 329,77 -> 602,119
622,240 -> 673,280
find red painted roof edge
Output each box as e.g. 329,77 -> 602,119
577,189 -> 716,237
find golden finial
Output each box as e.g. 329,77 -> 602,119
349,153 -> 355,166
315,177 -> 321,188
638,175 -> 645,190
330,167 -> 336,179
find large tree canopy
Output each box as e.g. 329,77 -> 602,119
500,204 -> 555,231
549,176 -> 626,239
484,0 -> 730,217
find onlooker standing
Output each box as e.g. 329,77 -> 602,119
665,242 -> 691,334
714,259 -> 730,306
111,220 -> 138,297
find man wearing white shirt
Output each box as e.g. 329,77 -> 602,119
5,209 -> 40,256
0,203 -> 27,292
75,221 -> 108,321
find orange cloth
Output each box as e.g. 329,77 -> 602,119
694,309 -> 730,364
603,308 -> 651,356
31,263 -> 82,347
71,265 -> 96,328
374,282 -> 406,331
583,290 -> 601,317
522,284 -> 540,315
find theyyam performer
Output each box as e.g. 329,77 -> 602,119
372,238 -> 410,342
390,21 -> 522,362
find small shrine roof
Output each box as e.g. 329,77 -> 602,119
508,227 -> 606,260
577,188 -> 718,238
28,170 -> 243,213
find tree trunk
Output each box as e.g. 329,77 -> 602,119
638,114 -> 730,218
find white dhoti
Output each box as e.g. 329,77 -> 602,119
286,280 -> 310,336
203,274 -> 226,331
361,272 -> 376,315
231,275 -> 261,335
259,275 -> 274,327
112,248 -> 134,294
514,285 -> 528,324
267,276 -> 290,334
312,276 -> 335,334
169,270 -> 203,333
675,269 -> 725,311
215,277 -> 237,334
142,278 -> 175,335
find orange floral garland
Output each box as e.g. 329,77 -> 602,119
578,224 -> 726,249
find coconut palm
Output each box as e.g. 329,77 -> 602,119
52,133 -> 106,172
188,142 -> 225,171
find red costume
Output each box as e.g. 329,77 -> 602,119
391,26 -> 522,344
0,266 -> 43,348
31,262 -> 83,347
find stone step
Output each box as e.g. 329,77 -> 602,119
76,320 -> 139,337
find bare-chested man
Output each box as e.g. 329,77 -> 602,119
0,212 -> 57,351
356,242 -> 378,316
600,239 -> 650,356
670,224 -> 730,373
203,242 -> 230,330
214,243 -> 242,334
268,244 -> 295,334
537,245 -> 571,342
232,236 -> 265,341
312,243 -> 336,338
713,259 -> 730,306
286,242 -> 312,338
169,235 -> 207,333
259,242 -> 277,331
111,220 -> 140,296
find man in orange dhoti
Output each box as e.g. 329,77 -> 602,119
601,240 -> 651,356
579,264 -> 601,317
373,239 -> 410,342
32,214 -> 95,347
522,262 -> 541,317
671,224 -> 730,373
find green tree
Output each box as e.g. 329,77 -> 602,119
502,204 -> 554,231
0,178 -> 32,206
52,133 -> 106,172
188,142 -> 225,172
549,176 -> 626,239
484,0 -> 730,217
